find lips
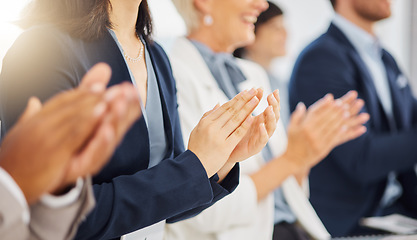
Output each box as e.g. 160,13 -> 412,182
242,15 -> 258,24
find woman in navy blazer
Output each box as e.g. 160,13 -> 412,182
0,0 -> 280,239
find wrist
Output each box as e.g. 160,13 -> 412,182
279,153 -> 305,176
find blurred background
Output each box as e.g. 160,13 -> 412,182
1,0 -> 416,92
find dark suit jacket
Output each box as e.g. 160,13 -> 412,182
0,25 -> 239,240
289,23 -> 417,237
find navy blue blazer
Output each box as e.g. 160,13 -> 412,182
0,26 -> 239,239
289,23 -> 417,236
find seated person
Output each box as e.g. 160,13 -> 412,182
289,0 -> 417,236
164,0 -> 369,240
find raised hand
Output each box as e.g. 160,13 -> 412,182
228,89 -> 280,163
187,88 -> 261,177
282,91 -> 369,173
0,63 -> 141,203
56,64 -> 142,190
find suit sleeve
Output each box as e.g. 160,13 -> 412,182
289,43 -> 417,185
74,43 -> 239,239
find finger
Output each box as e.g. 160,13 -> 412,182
202,104 -> 220,119
311,101 -> 347,136
255,88 -> 263,103
255,122 -> 269,150
344,112 -> 370,129
289,102 -> 306,127
325,113 -> 369,147
263,106 -> 277,137
339,90 -> 358,106
67,119 -> 116,181
226,114 -> 253,147
106,85 -> 142,143
38,91 -> 109,154
308,93 -> 334,113
79,63 -> 112,93
18,97 -> 43,123
221,96 -> 259,135
207,89 -> 257,121
348,99 -> 365,116
267,91 -> 280,123
342,126 -> 367,143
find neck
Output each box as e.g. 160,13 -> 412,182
245,50 -> 273,70
109,0 -> 140,40
336,9 -> 375,35
188,27 -> 235,53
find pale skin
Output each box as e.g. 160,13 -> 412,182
333,0 -> 391,35
108,0 -> 279,180
189,0 -> 370,201
0,63 -> 142,204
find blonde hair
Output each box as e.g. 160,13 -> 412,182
171,0 -> 201,33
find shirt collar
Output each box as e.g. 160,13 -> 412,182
333,13 -> 382,59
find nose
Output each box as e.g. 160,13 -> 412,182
255,0 -> 269,12
253,0 -> 269,14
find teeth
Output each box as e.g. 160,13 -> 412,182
243,16 -> 257,24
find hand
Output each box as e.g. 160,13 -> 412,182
54,64 -> 142,194
333,91 -> 370,146
228,89 -> 280,163
187,89 -> 261,177
282,91 -> 369,173
0,63 -> 141,203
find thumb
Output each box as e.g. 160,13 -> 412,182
290,102 -> 306,126
79,63 -> 112,93
19,97 -> 42,123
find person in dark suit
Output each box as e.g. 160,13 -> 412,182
289,0 -> 417,237
0,0 -> 280,239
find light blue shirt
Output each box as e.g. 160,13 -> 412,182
108,30 -> 167,169
333,14 -> 393,119
333,15 -> 402,208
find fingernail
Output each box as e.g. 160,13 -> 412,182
249,88 -> 257,95
325,93 -> 333,100
93,102 -> 107,116
90,83 -> 106,93
249,97 -> 258,105
297,102 -> 305,110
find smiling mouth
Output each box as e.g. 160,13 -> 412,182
242,16 -> 258,24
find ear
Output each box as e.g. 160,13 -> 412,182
193,0 -> 214,15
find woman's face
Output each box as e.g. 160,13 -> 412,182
251,15 -> 287,58
209,0 -> 269,51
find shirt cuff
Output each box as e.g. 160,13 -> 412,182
40,178 -> 84,209
0,167 -> 30,224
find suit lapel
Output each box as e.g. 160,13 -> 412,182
382,50 -> 409,129
146,42 -> 174,157
328,24 -> 393,131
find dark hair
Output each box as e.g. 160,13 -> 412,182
330,0 -> 336,8
233,1 -> 283,58
19,0 -> 153,42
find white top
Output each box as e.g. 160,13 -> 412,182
163,37 -> 285,240
0,167 -> 83,224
